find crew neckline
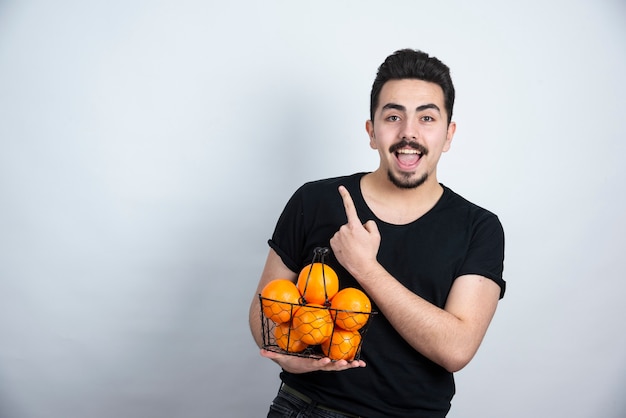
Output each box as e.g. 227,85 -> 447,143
348,172 -> 449,227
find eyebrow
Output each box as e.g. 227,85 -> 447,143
381,103 -> 441,113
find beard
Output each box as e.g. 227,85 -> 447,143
386,139 -> 429,189
387,170 -> 428,189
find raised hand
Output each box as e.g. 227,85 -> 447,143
330,186 -> 381,279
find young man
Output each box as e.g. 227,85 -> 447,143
249,49 -> 506,417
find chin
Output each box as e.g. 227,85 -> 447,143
387,171 -> 428,189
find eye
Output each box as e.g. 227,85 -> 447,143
421,115 -> 435,122
386,115 -> 401,122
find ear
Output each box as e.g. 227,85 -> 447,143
365,120 -> 377,149
443,121 -> 456,152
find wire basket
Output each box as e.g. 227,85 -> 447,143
259,247 -> 375,361
259,297 -> 374,361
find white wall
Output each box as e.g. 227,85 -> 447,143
1,1 -> 625,417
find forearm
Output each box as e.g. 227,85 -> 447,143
249,249 -> 299,349
356,264 -> 499,372
249,295 -> 264,348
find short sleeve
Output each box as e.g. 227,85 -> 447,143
267,186 -> 306,273
458,212 -> 506,299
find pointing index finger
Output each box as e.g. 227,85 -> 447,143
338,185 -> 361,225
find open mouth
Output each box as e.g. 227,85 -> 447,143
395,148 -> 423,169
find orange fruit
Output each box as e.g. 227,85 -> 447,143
291,304 -> 333,345
274,321 -> 308,353
321,328 -> 362,361
260,279 -> 301,324
330,288 -> 371,331
297,263 -> 339,305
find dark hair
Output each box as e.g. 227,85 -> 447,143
370,49 -> 455,124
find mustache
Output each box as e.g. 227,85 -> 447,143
389,139 -> 428,155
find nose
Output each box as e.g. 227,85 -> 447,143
400,118 -> 419,140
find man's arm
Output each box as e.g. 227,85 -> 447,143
249,249 -> 298,348
350,266 -> 499,372
330,185 -> 501,372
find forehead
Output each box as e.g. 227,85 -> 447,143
377,79 -> 445,110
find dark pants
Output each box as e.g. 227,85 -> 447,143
267,384 -> 360,418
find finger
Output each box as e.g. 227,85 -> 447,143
323,359 -> 366,371
363,220 -> 380,236
338,185 -> 361,225
260,349 -> 282,360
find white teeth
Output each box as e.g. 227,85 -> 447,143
397,149 -> 421,155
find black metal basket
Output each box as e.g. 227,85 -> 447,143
259,296 -> 374,361
259,247 -> 375,361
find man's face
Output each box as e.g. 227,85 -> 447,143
366,79 -> 456,189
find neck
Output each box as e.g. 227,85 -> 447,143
360,170 -> 444,225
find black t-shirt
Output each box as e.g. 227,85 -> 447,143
268,173 -> 505,417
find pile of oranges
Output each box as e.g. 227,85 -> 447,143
260,261 -> 372,361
